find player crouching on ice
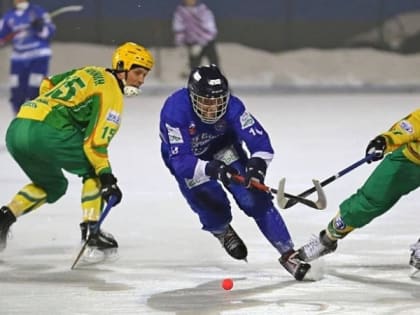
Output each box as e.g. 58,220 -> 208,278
0,42 -> 154,263
159,64 -> 311,281
296,108 -> 420,277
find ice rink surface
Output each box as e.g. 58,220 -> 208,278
0,92 -> 420,314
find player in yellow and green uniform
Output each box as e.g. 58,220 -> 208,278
0,42 -> 154,262
297,108 -> 420,275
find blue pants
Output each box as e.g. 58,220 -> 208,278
162,149 -> 295,254
10,56 -> 50,114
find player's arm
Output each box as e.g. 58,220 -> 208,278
31,6 -> 56,39
381,109 -> 420,152
160,118 -> 201,179
230,99 -> 274,186
82,94 -> 116,176
0,14 -> 14,44
82,91 -> 122,204
172,7 -> 186,45
232,99 -> 274,163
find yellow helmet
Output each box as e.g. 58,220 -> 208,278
112,42 -> 154,71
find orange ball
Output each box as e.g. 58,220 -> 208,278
222,278 -> 234,290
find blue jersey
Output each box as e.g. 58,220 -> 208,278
160,88 -> 274,179
0,3 -> 55,60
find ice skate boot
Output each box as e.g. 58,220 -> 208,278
213,225 -> 248,261
81,221 -> 118,263
79,221 -> 88,242
297,230 -> 337,262
409,239 -> 420,276
279,250 -> 311,281
0,206 -> 16,252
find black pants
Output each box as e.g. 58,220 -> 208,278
188,40 -> 220,70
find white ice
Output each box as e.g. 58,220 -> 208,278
0,93 -> 420,315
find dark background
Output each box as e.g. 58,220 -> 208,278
1,0 -> 420,53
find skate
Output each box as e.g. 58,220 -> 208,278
79,221 -> 88,242
297,230 -> 337,262
409,239 -> 420,277
0,206 -> 17,252
213,225 -> 248,261
279,250 -> 311,281
80,221 -> 119,264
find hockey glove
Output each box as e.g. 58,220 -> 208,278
31,18 -> 44,32
244,157 -> 267,188
99,173 -> 122,205
205,160 -> 238,186
365,135 -> 387,163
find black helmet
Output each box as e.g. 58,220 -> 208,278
188,64 -> 230,124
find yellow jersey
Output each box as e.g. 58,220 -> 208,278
17,66 -> 124,175
382,109 -> 420,164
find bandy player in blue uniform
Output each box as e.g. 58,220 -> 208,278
0,0 -> 56,114
159,64 -> 311,280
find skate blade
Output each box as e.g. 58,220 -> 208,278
79,247 -> 119,265
102,248 -> 119,262
80,247 -> 106,264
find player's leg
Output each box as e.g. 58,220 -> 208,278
1,120 -> 66,251
202,41 -> 220,67
26,56 -> 50,100
410,238 -> 420,275
187,44 -> 201,70
228,178 -> 310,280
80,177 -> 118,262
9,59 -> 29,114
46,125 -> 120,258
178,176 -> 248,261
298,148 -> 420,262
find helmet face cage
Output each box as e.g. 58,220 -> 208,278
188,65 -> 230,124
112,42 -> 154,72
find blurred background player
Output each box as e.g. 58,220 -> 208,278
297,108 -> 420,275
0,0 -> 56,114
0,42 -> 154,262
172,0 -> 220,77
159,64 -> 311,281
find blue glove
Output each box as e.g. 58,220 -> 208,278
31,18 -> 44,32
205,160 -> 238,186
244,157 -> 267,188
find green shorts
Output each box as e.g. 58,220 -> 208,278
6,118 -> 95,203
340,146 -> 420,228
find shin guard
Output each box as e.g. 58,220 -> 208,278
326,212 -> 355,240
255,207 -> 294,254
81,177 -> 103,222
7,183 -> 47,217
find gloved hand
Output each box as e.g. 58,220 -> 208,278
31,18 -> 44,32
244,157 -> 267,188
99,173 -> 122,205
205,160 -> 238,186
365,135 -> 387,163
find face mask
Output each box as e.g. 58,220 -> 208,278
15,2 -> 29,10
